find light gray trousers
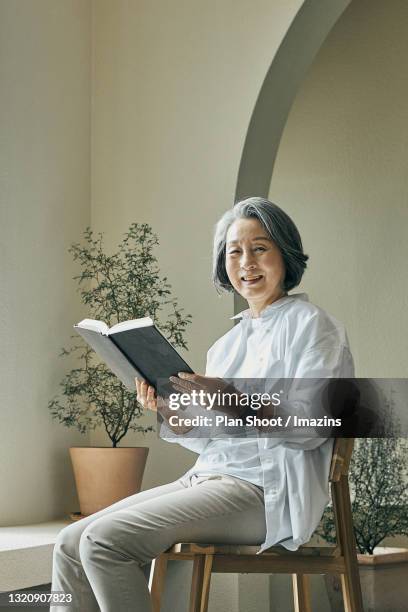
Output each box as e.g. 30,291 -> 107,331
51,472 -> 266,612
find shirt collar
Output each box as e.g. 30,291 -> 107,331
229,293 -> 309,320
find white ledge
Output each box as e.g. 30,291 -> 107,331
0,520 -> 70,592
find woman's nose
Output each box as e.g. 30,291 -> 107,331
240,251 -> 257,268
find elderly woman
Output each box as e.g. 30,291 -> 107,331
51,197 -> 354,611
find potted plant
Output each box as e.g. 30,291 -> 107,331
48,223 -> 192,517
318,391 -> 408,612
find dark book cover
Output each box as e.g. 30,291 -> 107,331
109,326 -> 193,390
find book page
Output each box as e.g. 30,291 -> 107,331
108,317 -> 153,334
77,319 -> 109,335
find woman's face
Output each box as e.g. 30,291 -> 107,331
225,218 -> 286,316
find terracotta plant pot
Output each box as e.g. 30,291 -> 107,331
69,447 -> 149,516
325,547 -> 408,612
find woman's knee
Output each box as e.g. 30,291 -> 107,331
78,514 -> 158,566
79,516 -> 131,564
79,520 -> 104,561
53,523 -> 82,563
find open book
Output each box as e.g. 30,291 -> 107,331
74,317 -> 193,391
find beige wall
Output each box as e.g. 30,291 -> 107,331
270,0 -> 408,378
0,0 -> 92,525
1,0 -> 352,526
1,0 -> 321,532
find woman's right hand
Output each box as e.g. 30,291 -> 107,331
135,378 -> 158,412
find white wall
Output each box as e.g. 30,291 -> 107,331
270,0 -> 408,378
0,0 -> 92,525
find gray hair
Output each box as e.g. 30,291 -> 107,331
213,197 -> 308,294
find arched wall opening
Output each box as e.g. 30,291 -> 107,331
236,0 -> 408,378
234,0 -> 350,312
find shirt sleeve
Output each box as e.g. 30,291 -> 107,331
263,312 -> 355,451
158,418 -> 211,455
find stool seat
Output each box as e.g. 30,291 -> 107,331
166,542 -> 340,558
150,439 -> 364,612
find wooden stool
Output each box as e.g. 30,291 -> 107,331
151,439 -> 363,612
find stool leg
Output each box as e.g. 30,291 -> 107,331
292,574 -> 312,612
150,554 -> 168,612
341,570 -> 364,612
336,477 -> 364,612
200,554 -> 214,612
189,555 -> 205,612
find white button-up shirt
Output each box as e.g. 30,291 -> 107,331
161,293 -> 354,552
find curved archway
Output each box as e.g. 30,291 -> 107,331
235,0 -> 351,200
234,0 -> 351,313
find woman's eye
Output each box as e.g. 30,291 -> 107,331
228,250 -> 240,255
254,246 -> 266,252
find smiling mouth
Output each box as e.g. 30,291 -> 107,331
241,275 -> 263,284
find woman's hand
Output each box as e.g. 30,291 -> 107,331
169,373 -> 229,396
135,377 -> 194,435
135,378 -> 158,412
